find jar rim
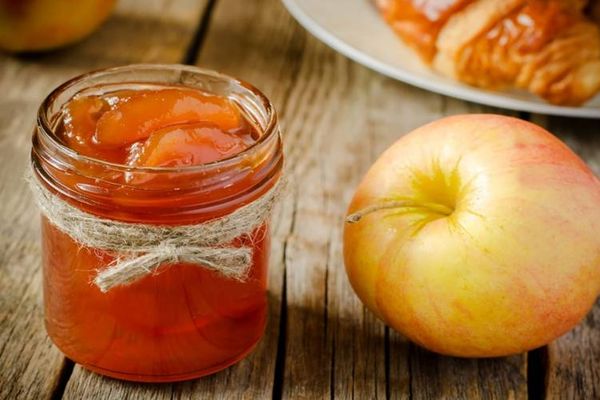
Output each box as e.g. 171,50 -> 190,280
36,63 -> 278,174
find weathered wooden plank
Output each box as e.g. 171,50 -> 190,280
180,1 -> 305,398
0,100 -> 63,398
411,348 -> 527,400
66,369 -> 174,400
529,115 -> 600,400
324,66 -> 394,400
0,1 -> 209,399
545,300 -> 600,400
194,0 -> 391,397
194,0 -> 529,398
193,1 -> 526,398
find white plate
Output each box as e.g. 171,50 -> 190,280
282,0 -> 600,119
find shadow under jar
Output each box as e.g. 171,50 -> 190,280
30,64 -> 283,382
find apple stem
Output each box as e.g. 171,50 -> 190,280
346,200 -> 454,223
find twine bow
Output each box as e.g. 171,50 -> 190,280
28,169 -> 282,293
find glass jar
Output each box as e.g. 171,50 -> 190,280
30,64 -> 283,382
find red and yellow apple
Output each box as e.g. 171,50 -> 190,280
344,114 -> 600,357
0,0 -> 116,52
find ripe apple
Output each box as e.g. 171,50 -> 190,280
343,114 -> 600,357
0,0 -> 116,52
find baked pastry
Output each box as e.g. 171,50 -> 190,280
376,0 -> 600,106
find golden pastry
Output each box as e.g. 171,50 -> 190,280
376,0 -> 600,106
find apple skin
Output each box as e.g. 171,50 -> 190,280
344,114 -> 600,357
0,0 -> 116,52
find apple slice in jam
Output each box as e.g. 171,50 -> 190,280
94,88 -> 243,147
128,123 -> 254,168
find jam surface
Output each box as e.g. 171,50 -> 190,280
43,86 -> 272,381
61,87 -> 258,167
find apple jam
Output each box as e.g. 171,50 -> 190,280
31,65 -> 283,382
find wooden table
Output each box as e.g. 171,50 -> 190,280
1,0 -> 599,398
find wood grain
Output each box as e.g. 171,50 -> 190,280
196,2 -> 397,398
545,301 -> 600,400
1,0 -> 598,398
411,348 -> 526,400
194,1 -> 529,398
178,1 -> 304,398
0,1 -> 209,399
195,1 -> 393,397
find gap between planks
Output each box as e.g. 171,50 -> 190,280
182,0 -> 218,65
50,359 -> 75,400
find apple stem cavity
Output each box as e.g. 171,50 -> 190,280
346,200 -> 454,224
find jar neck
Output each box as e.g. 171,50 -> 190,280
31,65 -> 283,224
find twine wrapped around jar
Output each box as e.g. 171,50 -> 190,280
27,169 -> 283,293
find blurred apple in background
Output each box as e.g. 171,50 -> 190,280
344,114 -> 600,357
0,0 -> 116,52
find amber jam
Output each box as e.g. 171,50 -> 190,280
31,65 -> 283,382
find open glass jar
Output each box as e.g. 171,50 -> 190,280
30,65 -> 283,382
